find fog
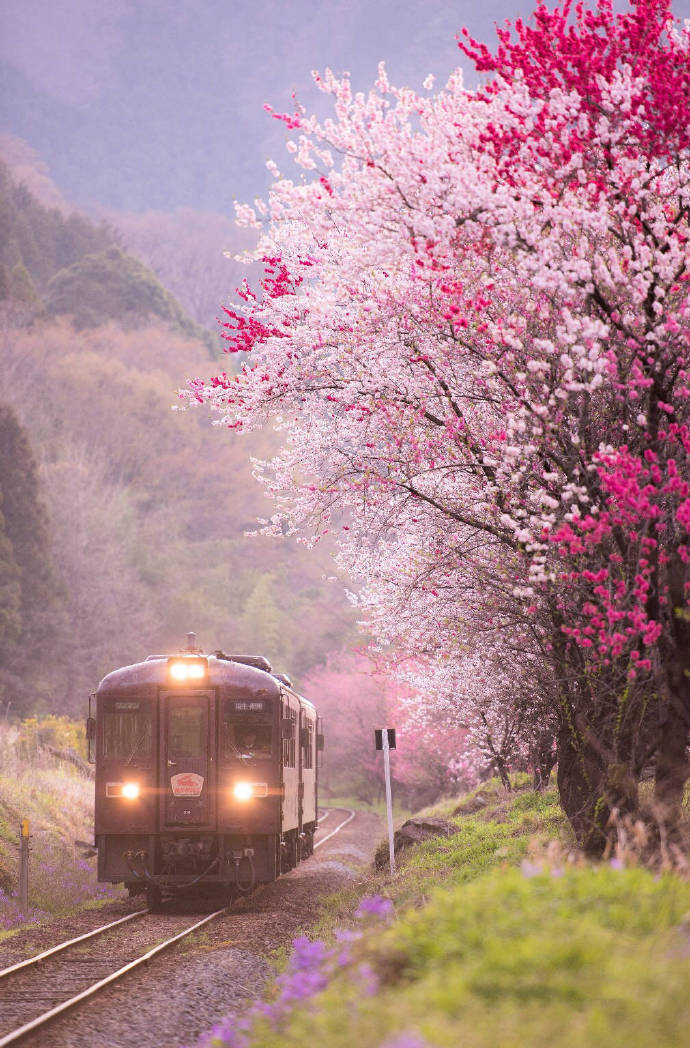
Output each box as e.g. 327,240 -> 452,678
0,0 -> 532,213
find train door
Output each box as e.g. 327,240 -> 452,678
299,706 -> 316,829
281,692 -> 299,833
160,691 -> 215,826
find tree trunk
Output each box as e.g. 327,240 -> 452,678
530,731 -> 557,791
653,698 -> 689,847
556,727 -> 610,857
494,755 -> 512,791
654,551 -> 690,849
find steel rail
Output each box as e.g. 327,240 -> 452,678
0,907 -> 226,1047
0,909 -> 148,981
314,808 -> 355,848
0,810 -> 356,1045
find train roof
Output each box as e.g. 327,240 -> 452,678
96,650 -> 316,712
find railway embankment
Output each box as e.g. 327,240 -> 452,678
194,778 -> 690,1048
0,719 -> 120,932
0,809 -> 384,1048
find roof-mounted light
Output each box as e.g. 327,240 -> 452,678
167,656 -> 208,683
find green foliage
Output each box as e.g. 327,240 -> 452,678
45,246 -> 214,349
264,871 -> 689,1048
0,163 -> 213,350
0,319 -> 358,716
0,405 -> 61,713
18,715 -> 87,760
245,785 -> 689,1048
7,263 -> 40,305
0,168 -> 357,718
0,507 -> 21,662
0,161 -> 116,290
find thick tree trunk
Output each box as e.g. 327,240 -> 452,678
530,731 -> 557,791
653,698 -> 689,849
494,755 -> 512,791
653,552 -> 690,851
556,727 -> 610,856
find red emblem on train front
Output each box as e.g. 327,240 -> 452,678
170,772 -> 204,797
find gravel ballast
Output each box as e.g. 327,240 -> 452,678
5,809 -> 383,1048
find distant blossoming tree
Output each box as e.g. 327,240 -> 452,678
191,0 -> 690,855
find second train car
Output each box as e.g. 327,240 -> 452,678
87,636 -> 323,908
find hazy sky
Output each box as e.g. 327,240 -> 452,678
1,0 -> 687,215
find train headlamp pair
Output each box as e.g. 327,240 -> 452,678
167,656 -> 208,683
233,781 -> 268,801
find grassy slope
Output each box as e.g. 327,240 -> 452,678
242,778 -> 689,1048
0,720 -> 119,933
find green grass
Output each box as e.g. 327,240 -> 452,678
316,776 -> 571,928
233,778 -> 689,1048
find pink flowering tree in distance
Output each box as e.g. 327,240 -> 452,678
301,651 -> 467,808
189,0 -> 690,855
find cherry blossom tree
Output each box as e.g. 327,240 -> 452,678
191,0 -> 690,855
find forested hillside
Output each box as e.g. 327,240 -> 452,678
0,163 -> 357,719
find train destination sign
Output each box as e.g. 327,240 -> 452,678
229,700 -> 268,714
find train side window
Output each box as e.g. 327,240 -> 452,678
302,720 -> 314,770
282,707 -> 296,768
103,705 -> 153,761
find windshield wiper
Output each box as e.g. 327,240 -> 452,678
126,731 -> 149,765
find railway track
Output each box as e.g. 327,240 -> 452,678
0,808 -> 355,1046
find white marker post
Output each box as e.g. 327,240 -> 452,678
375,728 -> 396,874
18,819 -> 30,912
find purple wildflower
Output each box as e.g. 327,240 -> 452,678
609,857 -> 625,871
379,1033 -> 430,1048
272,935 -> 336,1007
335,927 -> 362,965
277,967 -> 330,1003
191,1013 -> 250,1048
287,935 -> 334,971
355,894 -> 394,920
352,961 -> 380,996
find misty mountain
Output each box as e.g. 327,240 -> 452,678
0,0 -> 529,215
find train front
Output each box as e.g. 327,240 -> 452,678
91,648 -> 284,905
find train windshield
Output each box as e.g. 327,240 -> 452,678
223,697 -> 272,758
103,702 -> 153,761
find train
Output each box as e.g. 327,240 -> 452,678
87,635 -> 323,908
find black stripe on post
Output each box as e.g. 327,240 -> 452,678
375,728 -> 396,750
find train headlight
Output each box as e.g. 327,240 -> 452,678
106,781 -> 141,799
234,782 -> 253,801
233,782 -> 268,801
167,657 -> 208,683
